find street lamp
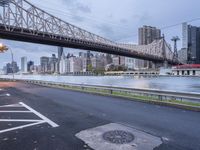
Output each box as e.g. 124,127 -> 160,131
0,43 -> 14,79
0,43 -> 8,53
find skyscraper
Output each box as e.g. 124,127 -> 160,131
138,25 -> 161,45
58,47 -> 63,61
182,23 -> 200,64
40,57 -> 49,73
11,61 -> 19,73
138,25 -> 161,69
27,61 -> 34,72
57,47 -> 64,73
21,57 -> 27,73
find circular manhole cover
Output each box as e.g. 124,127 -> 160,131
103,130 -> 134,144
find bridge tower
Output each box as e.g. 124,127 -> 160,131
171,36 -> 180,63
161,34 -> 168,68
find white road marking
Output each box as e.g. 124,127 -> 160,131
6,93 -> 10,96
19,102 -> 59,128
0,121 -> 45,134
0,111 -> 31,113
0,93 -> 10,97
0,119 -> 43,122
0,104 -> 23,107
0,102 -> 59,134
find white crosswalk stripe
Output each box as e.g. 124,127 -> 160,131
0,102 -> 59,134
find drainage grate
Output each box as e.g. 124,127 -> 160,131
103,130 -> 134,144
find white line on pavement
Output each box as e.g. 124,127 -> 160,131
0,121 -> 45,134
0,104 -> 23,107
19,102 -> 59,128
0,111 -> 31,113
0,93 -> 10,97
0,119 -> 43,122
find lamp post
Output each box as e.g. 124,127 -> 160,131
0,43 -> 14,80
10,48 -> 14,80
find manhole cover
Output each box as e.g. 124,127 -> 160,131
103,130 -> 134,144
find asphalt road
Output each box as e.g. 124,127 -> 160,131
0,82 -> 199,150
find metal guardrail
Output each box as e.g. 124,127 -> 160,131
1,78 -> 200,103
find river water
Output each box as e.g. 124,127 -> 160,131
1,75 -> 200,94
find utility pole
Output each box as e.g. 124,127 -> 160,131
171,36 -> 180,62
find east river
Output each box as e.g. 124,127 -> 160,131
1,75 -> 200,94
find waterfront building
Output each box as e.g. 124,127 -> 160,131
57,47 -> 64,73
112,56 -> 125,66
105,54 -> 112,64
3,61 -> 19,74
125,57 -> 136,70
4,63 -> 12,74
27,61 -> 34,72
11,61 -> 19,73
91,57 -> 105,70
172,64 -> 200,76
59,53 -> 70,74
21,57 -> 27,73
138,25 -> 161,69
178,48 -> 188,64
69,57 -> 82,73
81,57 -> 88,72
30,65 -> 39,74
40,57 -> 49,73
49,54 -> 58,73
58,47 -> 63,61
182,23 -> 200,64
138,25 -> 161,45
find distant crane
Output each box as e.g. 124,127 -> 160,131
171,36 -> 180,62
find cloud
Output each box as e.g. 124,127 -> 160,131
1,0 -> 200,68
60,0 -> 91,14
76,3 -> 91,14
97,24 -> 114,38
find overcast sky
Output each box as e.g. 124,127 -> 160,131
1,0 -> 200,68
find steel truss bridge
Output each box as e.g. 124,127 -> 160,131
0,0 -> 179,64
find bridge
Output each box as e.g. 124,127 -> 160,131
0,0 -> 179,64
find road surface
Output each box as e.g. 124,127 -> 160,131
0,81 -> 199,150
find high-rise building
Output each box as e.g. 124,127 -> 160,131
112,56 -> 125,66
69,57 -> 82,73
125,58 -> 137,70
58,47 -> 63,61
49,54 -> 58,73
91,57 -> 105,70
182,23 -> 200,64
4,63 -> 12,74
40,57 -> 49,73
4,61 -> 19,74
138,25 -> 161,45
21,57 -> 27,73
27,61 -> 34,72
138,25 -> 161,69
12,61 -> 19,73
182,22 -> 188,49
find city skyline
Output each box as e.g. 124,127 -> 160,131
1,0 -> 200,68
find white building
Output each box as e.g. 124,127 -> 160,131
172,64 -> 200,76
91,57 -> 105,70
112,56 -> 125,66
59,53 -> 70,74
69,57 -> 82,73
125,58 -> 136,70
